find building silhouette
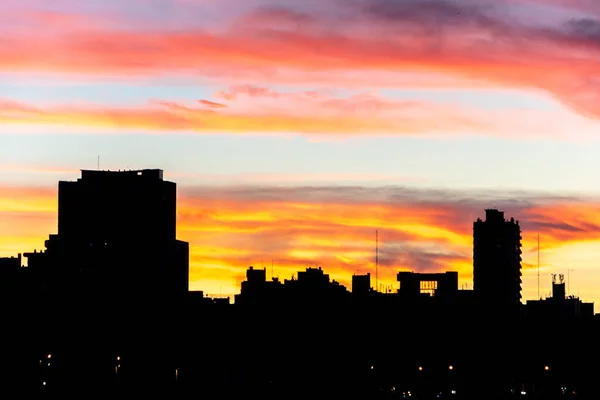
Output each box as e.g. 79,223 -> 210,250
397,271 -> 458,298
23,169 -> 189,306
351,272 -> 370,296
473,209 -> 522,308
525,273 -> 594,320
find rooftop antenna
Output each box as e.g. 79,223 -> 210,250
537,233 -> 540,299
376,230 -> 379,292
97,155 -> 100,170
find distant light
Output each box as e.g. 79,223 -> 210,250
449,365 -> 454,370
47,354 -> 51,359
451,390 -> 457,395
418,366 -> 423,371
544,365 -> 550,371
521,391 -> 527,395
42,382 -> 46,386
47,363 -> 51,367
370,365 -> 374,370
117,356 -> 120,361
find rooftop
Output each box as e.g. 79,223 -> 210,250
77,169 -> 164,181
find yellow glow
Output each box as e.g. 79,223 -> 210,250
3,184 -> 600,306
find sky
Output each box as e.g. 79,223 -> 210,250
2,0 -> 600,304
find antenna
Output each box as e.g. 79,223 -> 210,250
375,230 -> 379,292
271,260 -> 274,281
97,155 -> 100,170
537,233 -> 540,299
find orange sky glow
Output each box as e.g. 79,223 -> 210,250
2,184 -> 600,302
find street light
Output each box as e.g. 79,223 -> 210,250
449,365 -> 454,370
418,366 -> 423,371
544,365 -> 550,371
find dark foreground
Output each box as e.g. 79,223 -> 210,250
2,300 -> 599,398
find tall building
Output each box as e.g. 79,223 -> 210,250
473,209 -> 522,307
25,169 -> 189,302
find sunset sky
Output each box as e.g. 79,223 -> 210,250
2,0 -> 600,304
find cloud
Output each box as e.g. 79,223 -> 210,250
197,99 -> 227,108
3,181 -> 600,295
176,185 -> 600,289
1,87 -> 598,138
1,0 -> 600,123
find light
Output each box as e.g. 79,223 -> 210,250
451,390 -> 457,395
418,366 -> 423,371
449,365 -> 454,370
117,356 -> 120,361
42,382 -> 46,386
521,391 -> 527,396
370,365 -> 374,370
544,365 -> 550,371
47,354 -> 51,359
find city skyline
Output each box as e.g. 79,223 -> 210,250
1,166 -> 596,397
1,168 -> 596,306
2,0 -> 600,304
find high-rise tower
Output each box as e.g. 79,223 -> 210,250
473,209 -> 522,307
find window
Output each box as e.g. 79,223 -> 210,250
420,281 -> 438,296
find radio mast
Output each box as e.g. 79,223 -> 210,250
376,230 -> 379,291
538,233 -> 540,299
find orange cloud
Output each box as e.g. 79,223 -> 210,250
4,182 -> 600,301
1,92 -> 598,138
1,2 -> 600,120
